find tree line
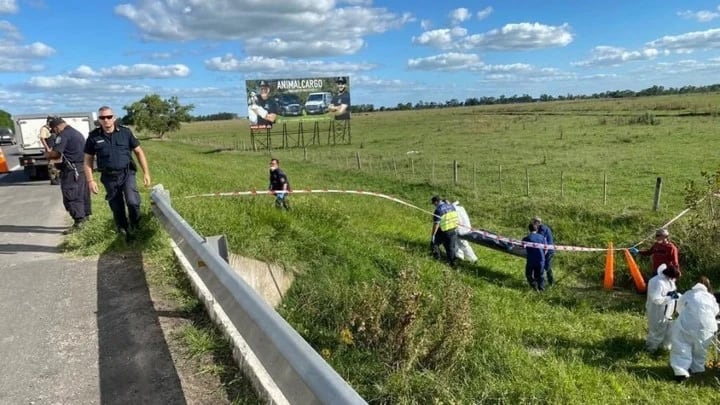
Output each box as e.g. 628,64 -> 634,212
1,82 -> 718,136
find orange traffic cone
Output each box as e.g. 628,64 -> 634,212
0,148 -> 9,173
624,249 -> 647,293
603,242 -> 614,290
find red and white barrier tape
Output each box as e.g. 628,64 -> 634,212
184,188 -> 611,253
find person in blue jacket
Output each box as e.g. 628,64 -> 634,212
523,222 -> 547,291
532,216 -> 555,285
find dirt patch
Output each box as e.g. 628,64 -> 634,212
141,255 -> 258,404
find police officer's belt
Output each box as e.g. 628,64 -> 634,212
102,169 -> 126,175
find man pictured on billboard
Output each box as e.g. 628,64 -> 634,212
248,80 -> 279,128
328,76 -> 350,120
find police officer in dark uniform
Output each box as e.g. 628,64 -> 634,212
83,106 -> 151,241
269,158 -> 290,209
44,116 -> 91,234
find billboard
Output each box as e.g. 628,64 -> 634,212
245,76 -> 350,129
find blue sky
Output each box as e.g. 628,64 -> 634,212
2,0 -> 720,115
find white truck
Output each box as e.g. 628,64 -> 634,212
13,112 -> 96,180
304,92 -> 332,115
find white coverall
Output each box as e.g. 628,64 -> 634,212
669,283 -> 720,377
645,264 -> 678,352
452,201 -> 478,263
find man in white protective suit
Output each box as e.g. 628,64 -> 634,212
645,263 -> 681,353
452,201 -> 478,263
669,276 -> 719,382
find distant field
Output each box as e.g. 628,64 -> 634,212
125,93 -> 720,403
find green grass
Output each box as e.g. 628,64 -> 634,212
69,93 -> 720,403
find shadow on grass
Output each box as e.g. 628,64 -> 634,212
544,284 -> 645,315
201,148 -> 234,154
623,363 -> 720,386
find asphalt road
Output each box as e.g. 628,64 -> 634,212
0,166 -> 188,404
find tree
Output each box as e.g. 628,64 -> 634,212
0,108 -> 12,128
124,94 -> 194,139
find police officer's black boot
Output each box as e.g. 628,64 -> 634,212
62,218 -> 86,235
116,227 -> 133,242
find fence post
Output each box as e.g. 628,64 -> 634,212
393,158 -> 398,177
603,172 -> 608,205
453,160 -> 458,185
303,147 -> 307,161
499,165 -> 503,194
473,162 -> 477,191
355,152 -> 361,170
560,171 -> 564,198
410,158 -> 415,176
653,177 -> 662,211
525,168 -> 530,197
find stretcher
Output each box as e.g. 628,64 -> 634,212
458,229 -> 527,258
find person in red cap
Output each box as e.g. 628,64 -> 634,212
630,228 -> 680,280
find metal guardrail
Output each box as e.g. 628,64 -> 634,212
150,185 -> 366,405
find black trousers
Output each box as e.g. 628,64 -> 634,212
432,228 -> 458,265
60,168 -> 91,221
101,170 -> 141,231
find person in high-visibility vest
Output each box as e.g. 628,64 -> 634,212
430,195 -> 459,267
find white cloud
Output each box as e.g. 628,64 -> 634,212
646,28 -> 720,52
461,22 -> 573,50
649,58 -> 720,74
420,19 -> 432,30
476,6 -> 493,21
0,19 -> 21,40
245,37 -> 364,58
407,52 -> 483,71
413,22 -> 573,51
0,22 -> 55,72
677,6 -> 720,22
27,75 -> 96,89
115,0 -> 411,57
449,8 -> 471,25
573,46 -> 664,67
204,54 -> 376,75
412,27 -> 467,49
407,52 -> 575,83
69,63 -> 191,79
0,0 -> 18,13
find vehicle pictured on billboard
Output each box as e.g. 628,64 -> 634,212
278,93 -> 303,117
304,92 -> 332,115
245,76 -> 350,129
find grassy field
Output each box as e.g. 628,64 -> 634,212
70,93 -> 720,404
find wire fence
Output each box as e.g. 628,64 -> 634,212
174,136 -> 692,211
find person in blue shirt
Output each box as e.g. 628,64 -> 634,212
430,195 -> 459,267
523,222 -> 547,291
532,216 -> 555,285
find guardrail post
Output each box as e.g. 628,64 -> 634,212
205,235 -> 229,263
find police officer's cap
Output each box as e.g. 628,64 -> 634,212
258,80 -> 270,87
48,116 -> 65,128
431,195 -> 441,203
335,76 -> 347,84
